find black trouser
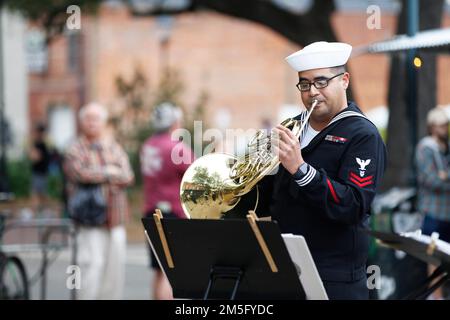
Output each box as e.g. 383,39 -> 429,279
323,277 -> 369,300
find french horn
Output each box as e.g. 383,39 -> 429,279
180,99 -> 318,219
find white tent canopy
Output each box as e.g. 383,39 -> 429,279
354,27 -> 450,55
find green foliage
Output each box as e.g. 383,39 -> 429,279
47,165 -> 64,200
6,158 -> 31,198
153,68 -> 185,108
5,0 -> 102,42
113,66 -> 209,186
128,149 -> 143,187
115,68 -> 148,111
6,157 -> 64,200
5,0 -> 101,20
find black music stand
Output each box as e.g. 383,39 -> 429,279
142,212 -> 306,300
369,230 -> 450,300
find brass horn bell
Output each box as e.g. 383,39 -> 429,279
180,100 -> 318,219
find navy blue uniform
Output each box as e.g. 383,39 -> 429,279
257,102 -> 386,300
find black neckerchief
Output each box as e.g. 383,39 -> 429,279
272,101 -> 374,195
295,101 -> 373,155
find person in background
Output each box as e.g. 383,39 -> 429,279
64,102 -> 134,299
29,123 -> 51,216
416,107 -> 450,300
140,102 -> 195,300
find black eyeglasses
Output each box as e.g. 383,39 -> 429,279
296,73 -> 344,92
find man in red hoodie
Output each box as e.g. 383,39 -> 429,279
140,102 -> 195,299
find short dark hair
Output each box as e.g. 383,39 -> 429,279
35,123 -> 46,133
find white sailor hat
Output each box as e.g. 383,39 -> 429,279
285,41 -> 352,72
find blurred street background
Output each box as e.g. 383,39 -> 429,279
18,243 -> 152,300
0,0 -> 450,300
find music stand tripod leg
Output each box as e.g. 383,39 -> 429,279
403,265 -> 449,300
416,273 -> 450,300
203,266 -> 243,300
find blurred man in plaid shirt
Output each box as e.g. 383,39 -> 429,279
416,107 -> 450,299
65,102 -> 134,299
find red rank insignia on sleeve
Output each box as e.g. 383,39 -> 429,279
349,171 -> 374,188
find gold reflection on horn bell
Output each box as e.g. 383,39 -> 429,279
180,99 -> 318,219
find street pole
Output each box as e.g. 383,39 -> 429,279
407,0 -> 419,190
0,0 -> 9,195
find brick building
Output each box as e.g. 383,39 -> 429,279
27,2 -> 450,152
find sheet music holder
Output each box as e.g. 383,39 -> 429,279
282,234 -> 328,300
142,213 -> 307,300
369,229 -> 450,299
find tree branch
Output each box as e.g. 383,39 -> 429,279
129,0 -> 338,46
